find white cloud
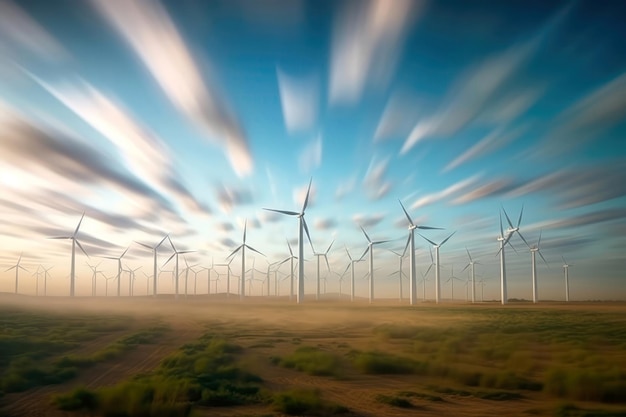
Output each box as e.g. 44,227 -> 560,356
329,0 -> 421,105
411,175 -> 481,210
298,134 -> 323,173
92,0 -> 253,176
276,67 -> 319,134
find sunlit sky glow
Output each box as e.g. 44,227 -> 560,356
1,0 -> 625,300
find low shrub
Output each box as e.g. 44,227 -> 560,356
375,394 -> 413,408
272,389 -> 348,416
280,346 -> 340,376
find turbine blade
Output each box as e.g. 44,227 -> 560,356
360,225 -> 371,243
135,241 -> 153,250
76,240 -> 89,258
359,246 -> 370,261
425,264 -> 432,276
429,247 -> 434,263
246,244 -> 266,257
402,234 -> 410,257
342,263 -> 350,276
303,218 -> 314,252
461,263 -> 470,273
440,231 -> 456,246
499,211 -> 504,237
243,219 -> 248,243
418,233 -> 437,247
324,255 -> 330,271
167,235 -> 176,251
121,246 -> 129,258
178,250 -> 195,255
517,204 -> 524,228
73,212 -> 85,236
162,252 -> 176,267
373,240 -> 389,245
287,239 -> 294,256
416,225 -> 444,230
49,236 -> 72,239
5,266 -> 16,272
345,246 -> 353,261
502,207 -> 514,229
466,247 -> 473,262
325,239 -> 335,254
561,255 -> 567,265
264,208 -> 299,216
539,250 -> 549,267
537,229 -> 543,248
398,199 -> 414,226
517,230 -> 531,249
302,177 -> 313,212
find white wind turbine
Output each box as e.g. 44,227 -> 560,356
497,206 -> 528,305
360,226 -> 390,304
104,247 -> 130,297
263,179 -> 314,304
135,235 -> 168,297
313,240 -> 334,301
42,266 -> 53,296
562,256 -> 573,302
181,257 -> 198,298
343,247 -> 364,302
86,261 -> 103,297
278,240 -> 298,301
461,248 -> 480,303
124,265 -> 142,296
6,253 -> 28,294
49,213 -> 89,297
420,269 -> 429,302
214,257 -> 234,298
32,265 -> 42,296
529,230 -> 549,303
163,236 -> 194,299
445,265 -> 463,301
399,200 -> 443,305
388,247 -> 408,302
419,232 -> 456,304
227,220 -> 264,301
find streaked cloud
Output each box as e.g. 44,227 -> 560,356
353,213 -> 385,229
293,182 -> 317,208
374,91 -> 423,142
363,156 -> 393,200
314,217 -> 337,230
544,208 -> 626,230
329,0 -> 422,105
298,134 -> 323,173
411,175 -> 481,210
215,182 -> 253,214
276,67 -> 319,134
0,0 -> 67,62
444,124 -> 527,172
452,179 -> 514,205
91,0 -> 253,176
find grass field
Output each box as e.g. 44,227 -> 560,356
0,294 -> 625,417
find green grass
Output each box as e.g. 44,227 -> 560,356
349,350 -> 421,375
272,389 -> 348,416
278,346 -> 342,377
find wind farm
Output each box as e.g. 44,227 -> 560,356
1,0 -> 625,416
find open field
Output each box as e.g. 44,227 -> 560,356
1,294 -> 625,417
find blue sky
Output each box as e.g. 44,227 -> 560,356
0,0 -> 625,300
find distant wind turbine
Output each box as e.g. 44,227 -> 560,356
104,246 -> 130,297
263,178 -> 314,304
461,248 -> 480,303
49,213 -> 88,297
6,253 -> 28,294
497,206 -> 528,305
214,257 -> 234,297
529,230 -> 549,303
313,240 -> 334,301
445,265 -> 462,301
162,236 -> 194,299
360,226 -> 389,304
343,247 -> 364,302
86,261 -> 103,297
419,232 -> 456,304
399,200 -> 443,305
42,266 -> 53,296
124,265 -> 142,296
32,265 -> 41,296
562,256 -> 573,302
135,235 -> 168,297
389,247 -> 408,302
278,239 -> 298,301
227,220 -> 264,301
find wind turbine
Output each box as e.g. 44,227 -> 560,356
5,253 -> 28,294
135,235 -> 168,297
420,269 -> 429,302
461,248 -> 480,303
529,230 -> 549,303
263,178 -> 314,304
278,239 -> 298,301
497,206 -> 527,305
360,225 -> 389,304
124,265 -> 142,296
419,232 -> 456,304
398,200 -> 443,305
343,247 -> 364,302
227,220 -> 264,301
162,237 -> 194,299
32,265 -> 42,296
40,266 -> 53,296
86,261 -> 103,297
446,265 -> 462,301
562,256 -> 573,302
313,240 -> 334,301
389,247 -> 408,302
181,257 -> 198,298
104,246 -> 130,297
214,257 -> 234,298
49,213 -> 88,296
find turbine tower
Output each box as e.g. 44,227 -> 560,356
227,220 -> 264,301
360,225 -> 389,304
313,240 -> 334,301
86,261 -> 102,297
163,237 -> 194,299
389,247 -> 408,302
343,247 -> 364,302
135,235 -> 168,297
562,256 -> 573,302
42,266 -> 53,296
529,230 -> 548,303
263,178 -> 314,304
104,246 -> 130,297
49,213 -> 88,297
5,253 -> 28,294
461,248 -> 480,303
419,232 -> 456,304
214,257 -> 234,298
398,200 -> 442,305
